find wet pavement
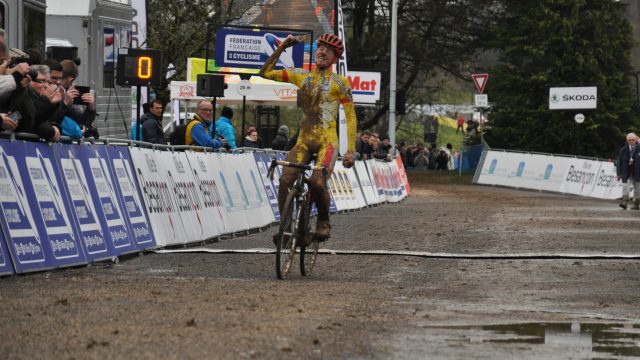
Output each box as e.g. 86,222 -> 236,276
1,172 -> 640,359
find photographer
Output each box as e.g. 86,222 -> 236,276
58,59 -> 98,138
0,43 -> 29,106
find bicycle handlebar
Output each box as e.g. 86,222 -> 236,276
267,159 -> 326,181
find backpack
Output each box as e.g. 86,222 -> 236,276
168,123 -> 189,146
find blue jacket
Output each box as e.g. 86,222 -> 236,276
190,115 -> 223,149
214,116 -> 237,149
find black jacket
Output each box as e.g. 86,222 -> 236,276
271,134 -> 288,150
616,144 -> 640,182
141,112 -> 165,144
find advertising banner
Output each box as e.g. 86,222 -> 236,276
253,152 -> 281,221
0,231 -> 12,275
388,159 -> 408,201
476,151 -> 523,187
106,146 -> 156,249
345,165 -> 367,209
184,151 -> 226,239
590,161 -> 623,200
157,151 -> 209,244
549,86 -> 597,110
560,158 -> 602,196
395,156 -> 410,194
130,147 -> 187,247
215,28 -> 305,69
235,153 -> 276,228
75,145 -> 138,254
354,161 -> 378,205
366,160 -> 386,203
216,154 -> 250,232
54,144 -> 114,261
0,141 -> 87,272
347,71 -> 381,104
0,141 -> 52,272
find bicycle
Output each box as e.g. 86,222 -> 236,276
268,159 -> 326,280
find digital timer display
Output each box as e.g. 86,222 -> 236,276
116,48 -> 162,87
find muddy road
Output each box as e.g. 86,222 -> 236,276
1,172 -> 639,359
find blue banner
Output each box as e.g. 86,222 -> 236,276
106,146 -> 156,249
0,230 -> 14,275
53,143 -> 114,262
0,140 -> 86,272
58,144 -> 138,256
215,28 -> 306,69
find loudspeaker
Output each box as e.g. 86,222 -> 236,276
197,74 -> 227,97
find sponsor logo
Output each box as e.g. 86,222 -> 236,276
488,159 -> 497,175
516,161 -> 525,177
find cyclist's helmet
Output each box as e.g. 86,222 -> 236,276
317,34 -> 344,58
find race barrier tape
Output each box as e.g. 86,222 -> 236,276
475,149 -> 623,200
0,139 -> 409,275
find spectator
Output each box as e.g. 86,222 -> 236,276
242,126 -> 261,148
616,133 -> 640,210
11,64 -> 72,141
214,106 -> 237,149
59,59 -> 96,128
456,114 -> 465,134
436,147 -> 450,170
271,124 -> 289,150
141,98 -> 165,144
0,43 -> 29,106
186,100 -> 225,149
374,136 -> 391,160
413,146 -> 429,168
355,131 -> 371,160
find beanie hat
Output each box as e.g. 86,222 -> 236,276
221,107 -> 233,119
278,125 -> 289,137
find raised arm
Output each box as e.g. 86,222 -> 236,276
258,35 -> 305,79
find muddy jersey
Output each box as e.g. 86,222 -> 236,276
262,67 -> 357,155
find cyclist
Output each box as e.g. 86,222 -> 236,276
259,34 -> 356,239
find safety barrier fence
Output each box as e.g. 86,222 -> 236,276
0,133 -> 409,276
473,148 -> 621,199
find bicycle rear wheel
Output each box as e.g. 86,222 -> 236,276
299,193 -> 319,276
276,189 -> 300,279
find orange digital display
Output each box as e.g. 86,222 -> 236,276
137,56 -> 152,79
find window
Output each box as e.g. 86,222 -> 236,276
23,4 -> 46,55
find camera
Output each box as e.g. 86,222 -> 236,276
8,55 -> 29,68
83,125 -> 100,139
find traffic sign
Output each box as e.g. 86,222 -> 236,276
237,79 -> 252,96
475,94 -> 489,108
472,73 -> 489,93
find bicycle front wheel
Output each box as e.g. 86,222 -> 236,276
299,193 -> 319,276
276,189 -> 300,279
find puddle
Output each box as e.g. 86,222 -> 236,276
431,322 -> 640,358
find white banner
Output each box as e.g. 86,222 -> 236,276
590,161 -> 623,200
560,158 -> 602,196
549,86 -> 597,110
475,150 -> 623,200
347,71 -> 381,104
129,148 -> 188,246
354,161 -> 375,205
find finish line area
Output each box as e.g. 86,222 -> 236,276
154,247 -> 640,260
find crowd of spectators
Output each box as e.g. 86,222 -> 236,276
398,141 -> 456,171
354,131 -> 393,161
0,28 -> 98,143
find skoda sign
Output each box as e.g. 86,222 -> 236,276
549,86 -> 597,110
